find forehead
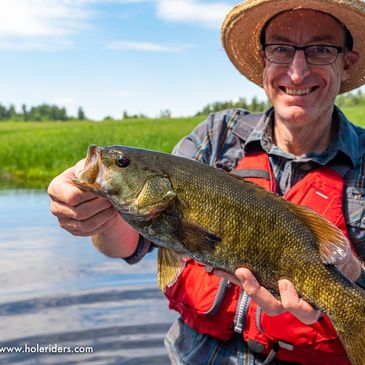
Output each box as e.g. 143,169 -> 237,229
265,9 -> 345,44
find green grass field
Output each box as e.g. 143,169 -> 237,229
0,106 -> 364,189
0,116 -> 205,189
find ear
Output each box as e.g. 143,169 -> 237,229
342,51 -> 359,81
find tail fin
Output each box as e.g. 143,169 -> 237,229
337,288 -> 365,365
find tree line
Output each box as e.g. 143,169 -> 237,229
195,90 -> 365,115
0,91 -> 364,121
195,96 -> 271,116
0,103 -> 86,121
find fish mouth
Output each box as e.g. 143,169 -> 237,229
74,144 -> 104,190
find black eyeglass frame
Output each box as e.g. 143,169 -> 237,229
261,44 -> 348,65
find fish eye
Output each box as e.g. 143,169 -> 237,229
116,155 -> 130,168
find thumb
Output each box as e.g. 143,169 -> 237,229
74,158 -> 87,178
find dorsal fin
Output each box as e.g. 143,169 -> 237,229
284,201 -> 349,265
224,170 -> 349,265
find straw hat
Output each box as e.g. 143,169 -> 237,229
221,0 -> 365,93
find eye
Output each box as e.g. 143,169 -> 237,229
312,46 -> 331,54
274,46 -> 290,53
116,155 -> 130,168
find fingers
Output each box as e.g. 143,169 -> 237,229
50,196 -> 117,236
278,280 -> 321,324
57,205 -> 118,236
214,269 -> 241,286
235,268 -> 285,316
48,161 -> 117,236
217,267 -> 321,324
50,196 -> 111,221
48,165 -> 96,207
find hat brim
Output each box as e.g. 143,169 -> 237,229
221,0 -> 365,93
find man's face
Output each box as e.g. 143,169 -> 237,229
262,9 -> 357,125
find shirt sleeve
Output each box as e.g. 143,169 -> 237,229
355,265 -> 365,290
348,225 -> 365,262
172,113 -> 215,163
123,236 -> 156,265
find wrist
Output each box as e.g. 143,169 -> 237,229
92,216 -> 139,258
339,254 -> 362,281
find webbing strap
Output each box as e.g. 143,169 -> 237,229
326,159 -> 352,178
203,278 -> 231,316
262,343 -> 279,365
256,305 -> 264,333
232,169 -> 270,179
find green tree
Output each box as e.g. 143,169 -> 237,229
77,107 -> 86,120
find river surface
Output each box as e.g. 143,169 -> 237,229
0,190 -> 177,364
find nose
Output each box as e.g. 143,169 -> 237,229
287,50 -> 310,84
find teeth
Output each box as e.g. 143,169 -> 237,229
285,88 -> 311,95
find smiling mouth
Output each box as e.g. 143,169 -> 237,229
280,86 -> 319,96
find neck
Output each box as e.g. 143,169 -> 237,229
272,111 -> 334,157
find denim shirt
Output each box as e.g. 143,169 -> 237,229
125,106 -> 365,262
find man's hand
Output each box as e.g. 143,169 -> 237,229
48,159 -> 118,237
215,268 -> 321,325
215,236 -> 364,325
48,160 -> 140,258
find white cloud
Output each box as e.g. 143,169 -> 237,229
0,0 -> 89,38
0,0 -> 231,51
107,40 -> 194,53
156,0 -> 231,29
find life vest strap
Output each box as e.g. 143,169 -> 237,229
248,339 -> 294,364
203,278 -> 231,316
232,169 -> 271,179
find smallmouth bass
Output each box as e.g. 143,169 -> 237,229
75,144 -> 365,364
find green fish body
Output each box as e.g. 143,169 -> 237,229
76,145 -> 365,364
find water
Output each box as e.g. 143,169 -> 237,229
0,190 -> 177,364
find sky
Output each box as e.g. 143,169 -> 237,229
0,0 -> 269,120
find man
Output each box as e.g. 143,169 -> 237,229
48,0 -> 365,363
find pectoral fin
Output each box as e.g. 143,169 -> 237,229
157,247 -> 185,292
179,219 -> 221,252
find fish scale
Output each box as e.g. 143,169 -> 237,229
76,144 -> 365,365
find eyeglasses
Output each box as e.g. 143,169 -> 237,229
262,44 -> 348,65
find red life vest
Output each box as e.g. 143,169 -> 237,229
165,151 -> 353,364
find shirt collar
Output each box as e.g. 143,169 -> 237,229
233,106 -> 358,167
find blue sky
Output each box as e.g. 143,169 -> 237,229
0,0 -> 267,120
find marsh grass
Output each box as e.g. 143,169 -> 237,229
1,106 -> 364,189
0,117 -> 204,189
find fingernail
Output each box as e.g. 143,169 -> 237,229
279,281 -> 288,291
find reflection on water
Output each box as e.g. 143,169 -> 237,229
0,190 -> 176,364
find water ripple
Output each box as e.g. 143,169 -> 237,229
0,288 -> 163,316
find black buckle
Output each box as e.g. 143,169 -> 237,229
247,339 -> 294,365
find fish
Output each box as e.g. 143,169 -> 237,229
75,144 -> 365,365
